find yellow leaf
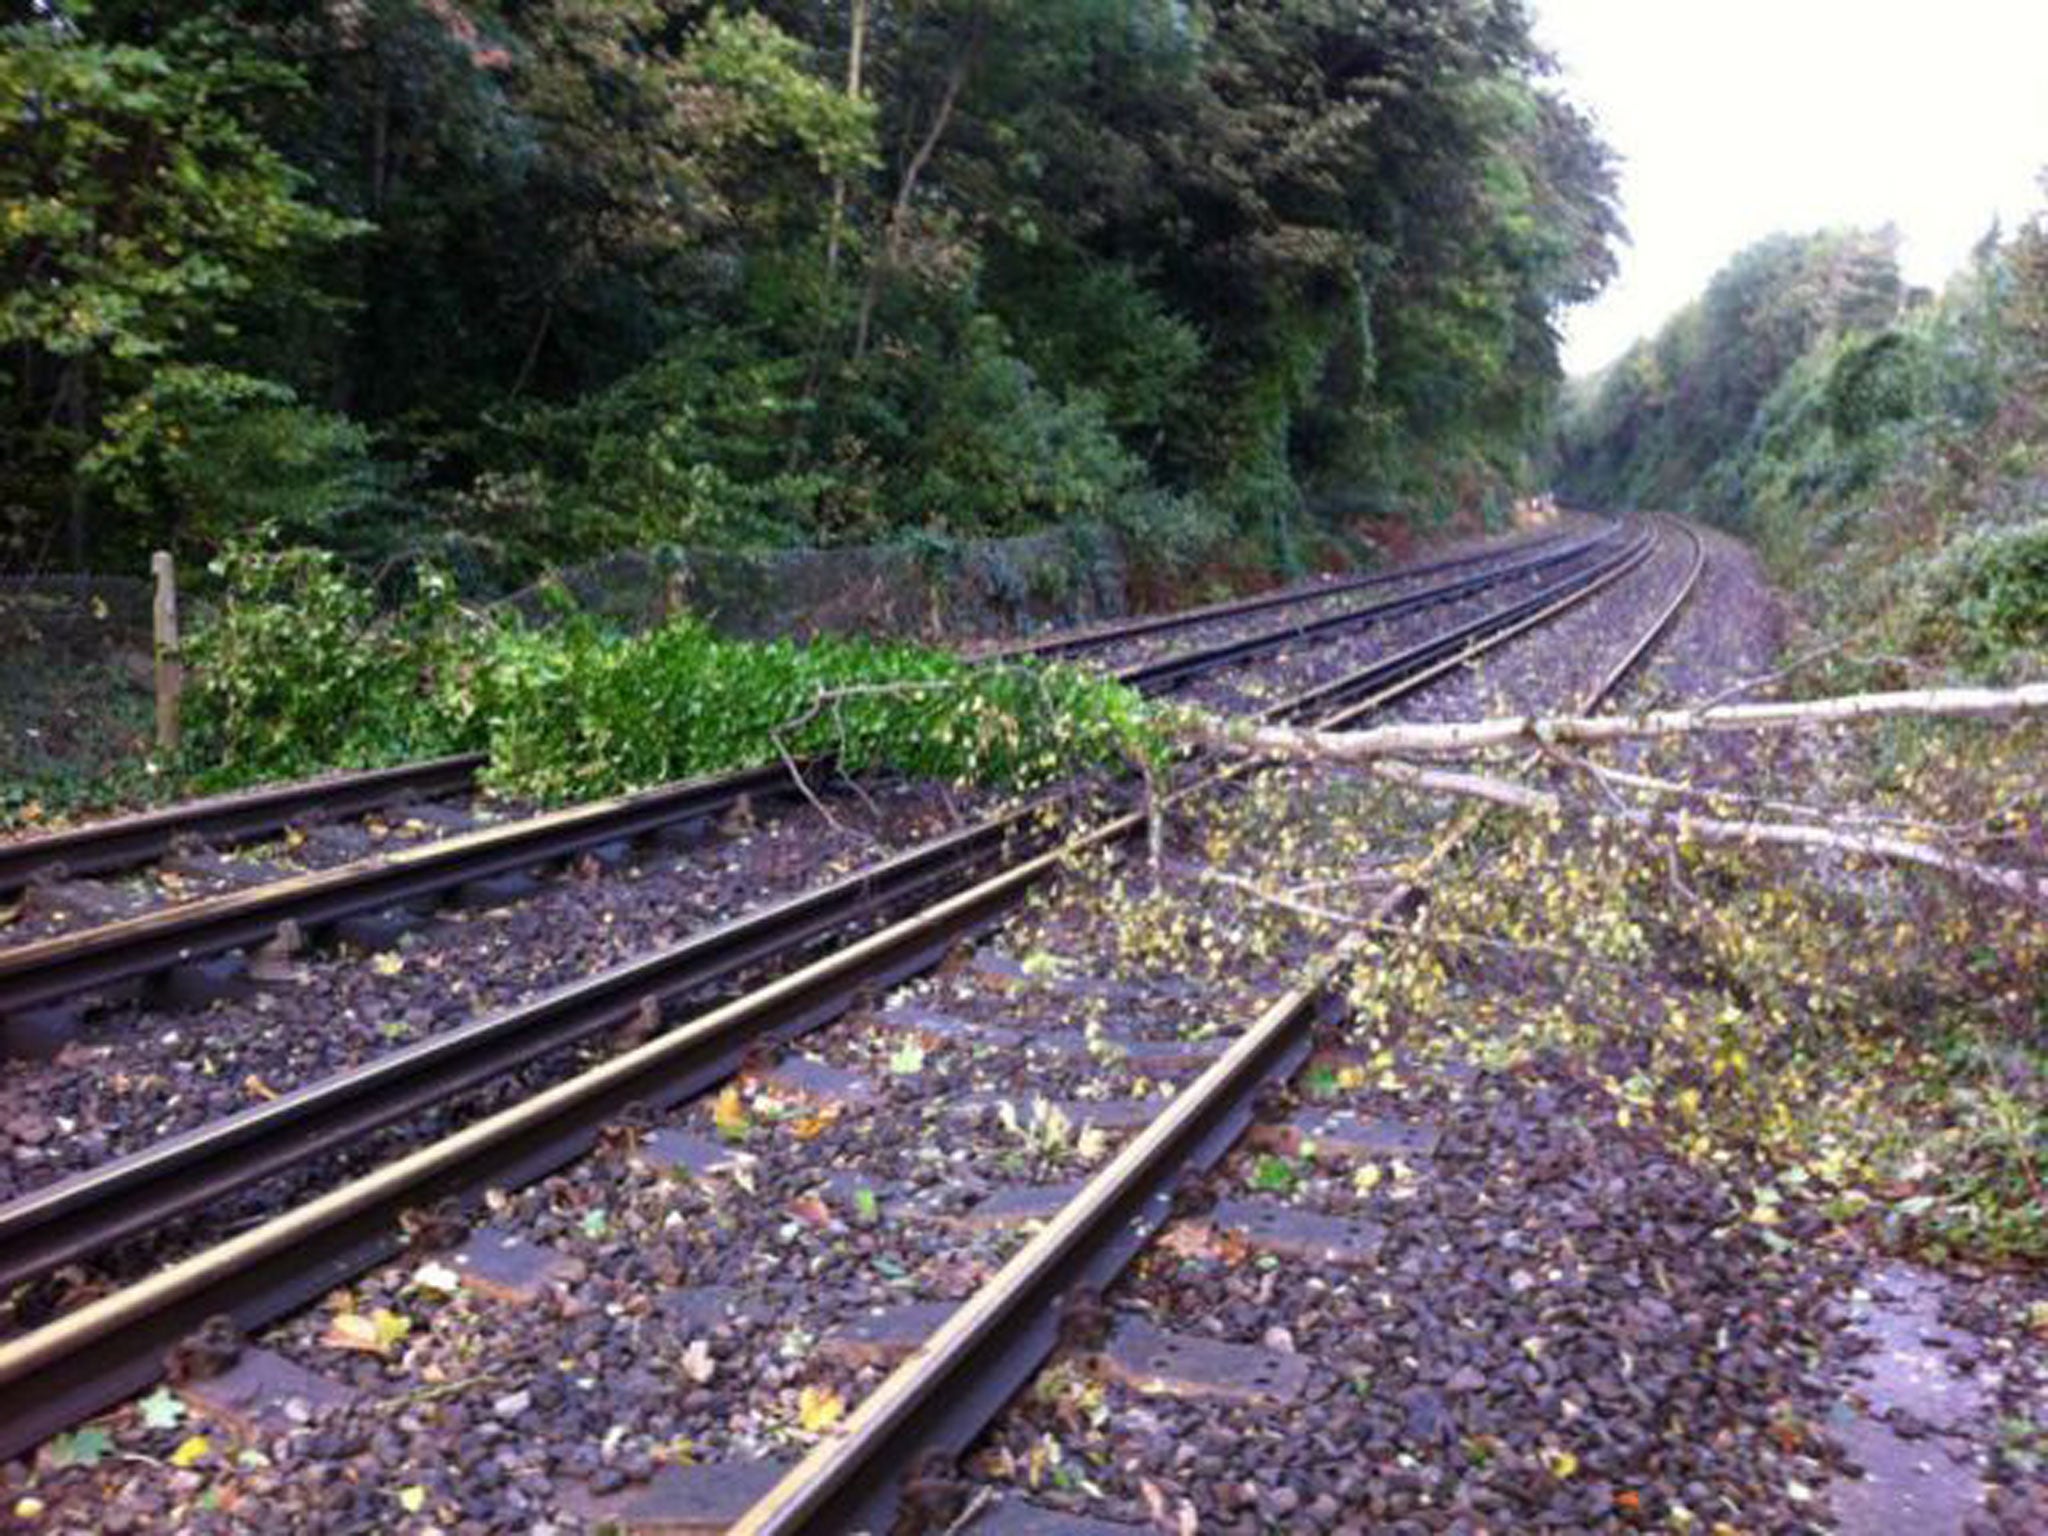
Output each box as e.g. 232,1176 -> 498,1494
712,1085 -> 750,1141
322,1306 -> 412,1356
1544,1448 -> 1579,1479
371,952 -> 404,977
398,1485 -> 427,1514
788,1109 -> 838,1141
796,1385 -> 845,1433
169,1435 -> 212,1468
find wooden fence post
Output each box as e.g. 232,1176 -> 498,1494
151,550 -> 182,755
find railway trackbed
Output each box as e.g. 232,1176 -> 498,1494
1,518 -> 1706,1533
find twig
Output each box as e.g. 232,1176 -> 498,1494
1190,867 -> 1627,972
941,1488 -> 999,1536
397,1371 -> 507,1405
1553,751 -> 1975,841
767,730 -> 864,843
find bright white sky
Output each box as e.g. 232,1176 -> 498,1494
1535,0 -> 2048,376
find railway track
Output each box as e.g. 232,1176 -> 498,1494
0,518 -> 1681,1488
0,525 -> 1621,1038
730,515 -> 1706,1533
0,756 -> 490,897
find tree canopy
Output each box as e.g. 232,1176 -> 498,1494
3,1 -> 1622,582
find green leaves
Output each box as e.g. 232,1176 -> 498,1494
1249,1154 -> 1299,1195
137,1388 -> 187,1431
47,1427 -> 114,1468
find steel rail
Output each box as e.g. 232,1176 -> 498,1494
1259,525 -> 1659,726
0,802 -> 1055,1294
0,804 -> 1149,1460
1277,528 -> 1662,729
999,525 -> 1582,661
0,522 -> 1645,1460
1583,515 -> 1704,704
0,755 -> 490,896
0,762 -> 799,1021
728,518 -> 1684,1535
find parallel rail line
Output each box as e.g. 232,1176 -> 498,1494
1000,525 -> 1582,661
0,755 -> 489,896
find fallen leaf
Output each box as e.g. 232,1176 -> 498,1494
169,1435 -> 212,1468
137,1388 -> 186,1430
322,1307 -> 411,1356
788,1194 -> 833,1228
397,1485 -> 428,1514
796,1385 -> 845,1433
788,1108 -> 839,1141
712,1085 -> 750,1142
370,952 -> 405,977
47,1427 -> 113,1468
410,1261 -> 462,1296
243,1074 -> 279,1102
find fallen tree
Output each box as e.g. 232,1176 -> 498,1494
1369,758 -> 2048,909
1194,678 -> 2048,910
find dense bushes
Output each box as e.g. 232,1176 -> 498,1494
184,548 -> 492,779
1917,520 -> 2048,664
1555,209 -> 2048,682
1553,228 -> 1907,521
183,546 -> 1159,802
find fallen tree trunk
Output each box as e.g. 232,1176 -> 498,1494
1233,681 -> 2048,762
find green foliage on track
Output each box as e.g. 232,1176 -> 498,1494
182,544 -> 1160,803
4,2 -> 1621,586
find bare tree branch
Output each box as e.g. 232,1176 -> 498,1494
1230,681 -> 2048,762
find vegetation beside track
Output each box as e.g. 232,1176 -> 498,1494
1349,783 -> 2048,1266
181,543 -> 1162,803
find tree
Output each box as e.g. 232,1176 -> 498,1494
0,9 -> 361,563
